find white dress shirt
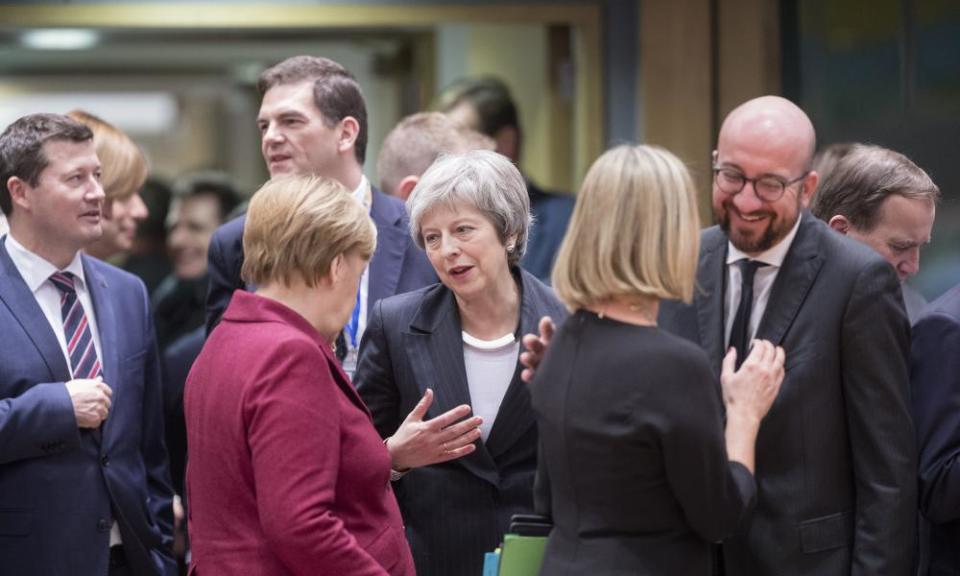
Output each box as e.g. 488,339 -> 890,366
4,234 -> 103,373
724,216 -> 802,349
342,176 -> 372,377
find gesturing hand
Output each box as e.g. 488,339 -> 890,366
65,377 -> 113,429
520,316 -> 556,383
386,388 -> 483,471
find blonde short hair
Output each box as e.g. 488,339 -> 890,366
242,175 -> 376,288
552,144 -> 700,308
66,110 -> 147,202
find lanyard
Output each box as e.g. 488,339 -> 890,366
344,288 -> 361,349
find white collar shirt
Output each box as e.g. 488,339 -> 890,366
723,216 -> 802,349
4,233 -> 103,376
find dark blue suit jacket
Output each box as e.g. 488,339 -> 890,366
205,186 -> 436,333
0,237 -> 175,576
521,181 -> 574,283
912,284 -> 960,575
354,268 -> 567,576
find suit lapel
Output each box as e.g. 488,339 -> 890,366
696,231 -> 728,373
321,340 -> 375,419
0,239 -> 71,382
368,188 -> 406,308
404,285 -> 499,486
84,257 -> 118,444
484,271 -> 539,458
755,213 -> 824,345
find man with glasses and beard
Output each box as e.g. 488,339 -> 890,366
657,96 -> 916,575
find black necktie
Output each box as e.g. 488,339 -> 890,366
730,259 -> 767,368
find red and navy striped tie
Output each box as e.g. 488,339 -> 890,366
49,271 -> 102,379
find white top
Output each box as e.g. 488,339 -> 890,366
462,331 -> 520,442
4,234 -> 103,375
724,216 -> 802,348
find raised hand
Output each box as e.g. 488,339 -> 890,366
520,316 -> 556,383
386,388 -> 483,471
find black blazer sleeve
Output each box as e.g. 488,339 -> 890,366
841,258 -> 917,574
912,308 -> 960,523
354,299 -> 403,439
656,355 -> 756,542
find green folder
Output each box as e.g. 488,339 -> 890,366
497,533 -> 547,576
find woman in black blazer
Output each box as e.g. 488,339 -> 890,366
355,150 -> 566,576
531,145 -> 785,575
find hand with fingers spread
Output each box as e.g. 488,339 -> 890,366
520,316 -> 556,383
65,377 -> 113,429
720,339 -> 786,473
385,388 -> 483,471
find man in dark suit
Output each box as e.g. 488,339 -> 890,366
0,113 -> 175,575
205,56 -> 436,364
657,96 -> 916,575
810,143 -> 938,323
911,285 -> 960,575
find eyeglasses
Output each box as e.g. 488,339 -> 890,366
712,166 -> 809,203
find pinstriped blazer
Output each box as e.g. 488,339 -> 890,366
355,267 -> 567,576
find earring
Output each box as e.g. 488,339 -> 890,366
506,243 -> 515,253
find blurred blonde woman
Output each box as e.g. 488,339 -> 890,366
531,145 -> 785,575
67,110 -> 148,260
185,176 -> 414,575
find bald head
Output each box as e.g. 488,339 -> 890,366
713,96 -> 820,255
718,96 -> 816,173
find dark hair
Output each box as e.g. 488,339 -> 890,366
438,76 -> 519,138
172,171 -> 242,222
0,113 -> 93,216
258,55 -> 368,165
811,143 -> 939,231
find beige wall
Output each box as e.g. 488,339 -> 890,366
639,0 -> 781,222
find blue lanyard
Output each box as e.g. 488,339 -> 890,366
344,288 -> 361,349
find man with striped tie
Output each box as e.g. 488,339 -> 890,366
0,113 -> 175,576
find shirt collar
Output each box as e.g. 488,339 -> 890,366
4,233 -> 87,293
351,175 -> 372,212
726,213 -> 802,268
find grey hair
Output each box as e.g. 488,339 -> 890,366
407,150 -> 531,266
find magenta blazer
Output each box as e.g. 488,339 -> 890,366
185,290 -> 414,576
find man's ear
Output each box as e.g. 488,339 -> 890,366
828,214 -> 851,235
7,176 -> 31,212
338,117 -> 360,156
493,126 -> 520,164
397,176 -> 419,201
798,170 -> 819,208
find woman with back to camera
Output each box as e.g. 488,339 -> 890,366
66,110 -> 149,261
354,149 -> 567,576
185,175 -> 414,575
531,144 -> 785,575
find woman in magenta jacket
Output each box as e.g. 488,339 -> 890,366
185,175 -> 414,576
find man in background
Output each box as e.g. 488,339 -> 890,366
204,55 -> 436,374
378,111 -> 494,201
811,143 -> 937,321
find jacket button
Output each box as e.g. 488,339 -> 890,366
101,455 -> 110,467
97,518 -> 110,532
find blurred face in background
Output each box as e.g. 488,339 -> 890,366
166,193 -> 223,279
87,191 -> 148,259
